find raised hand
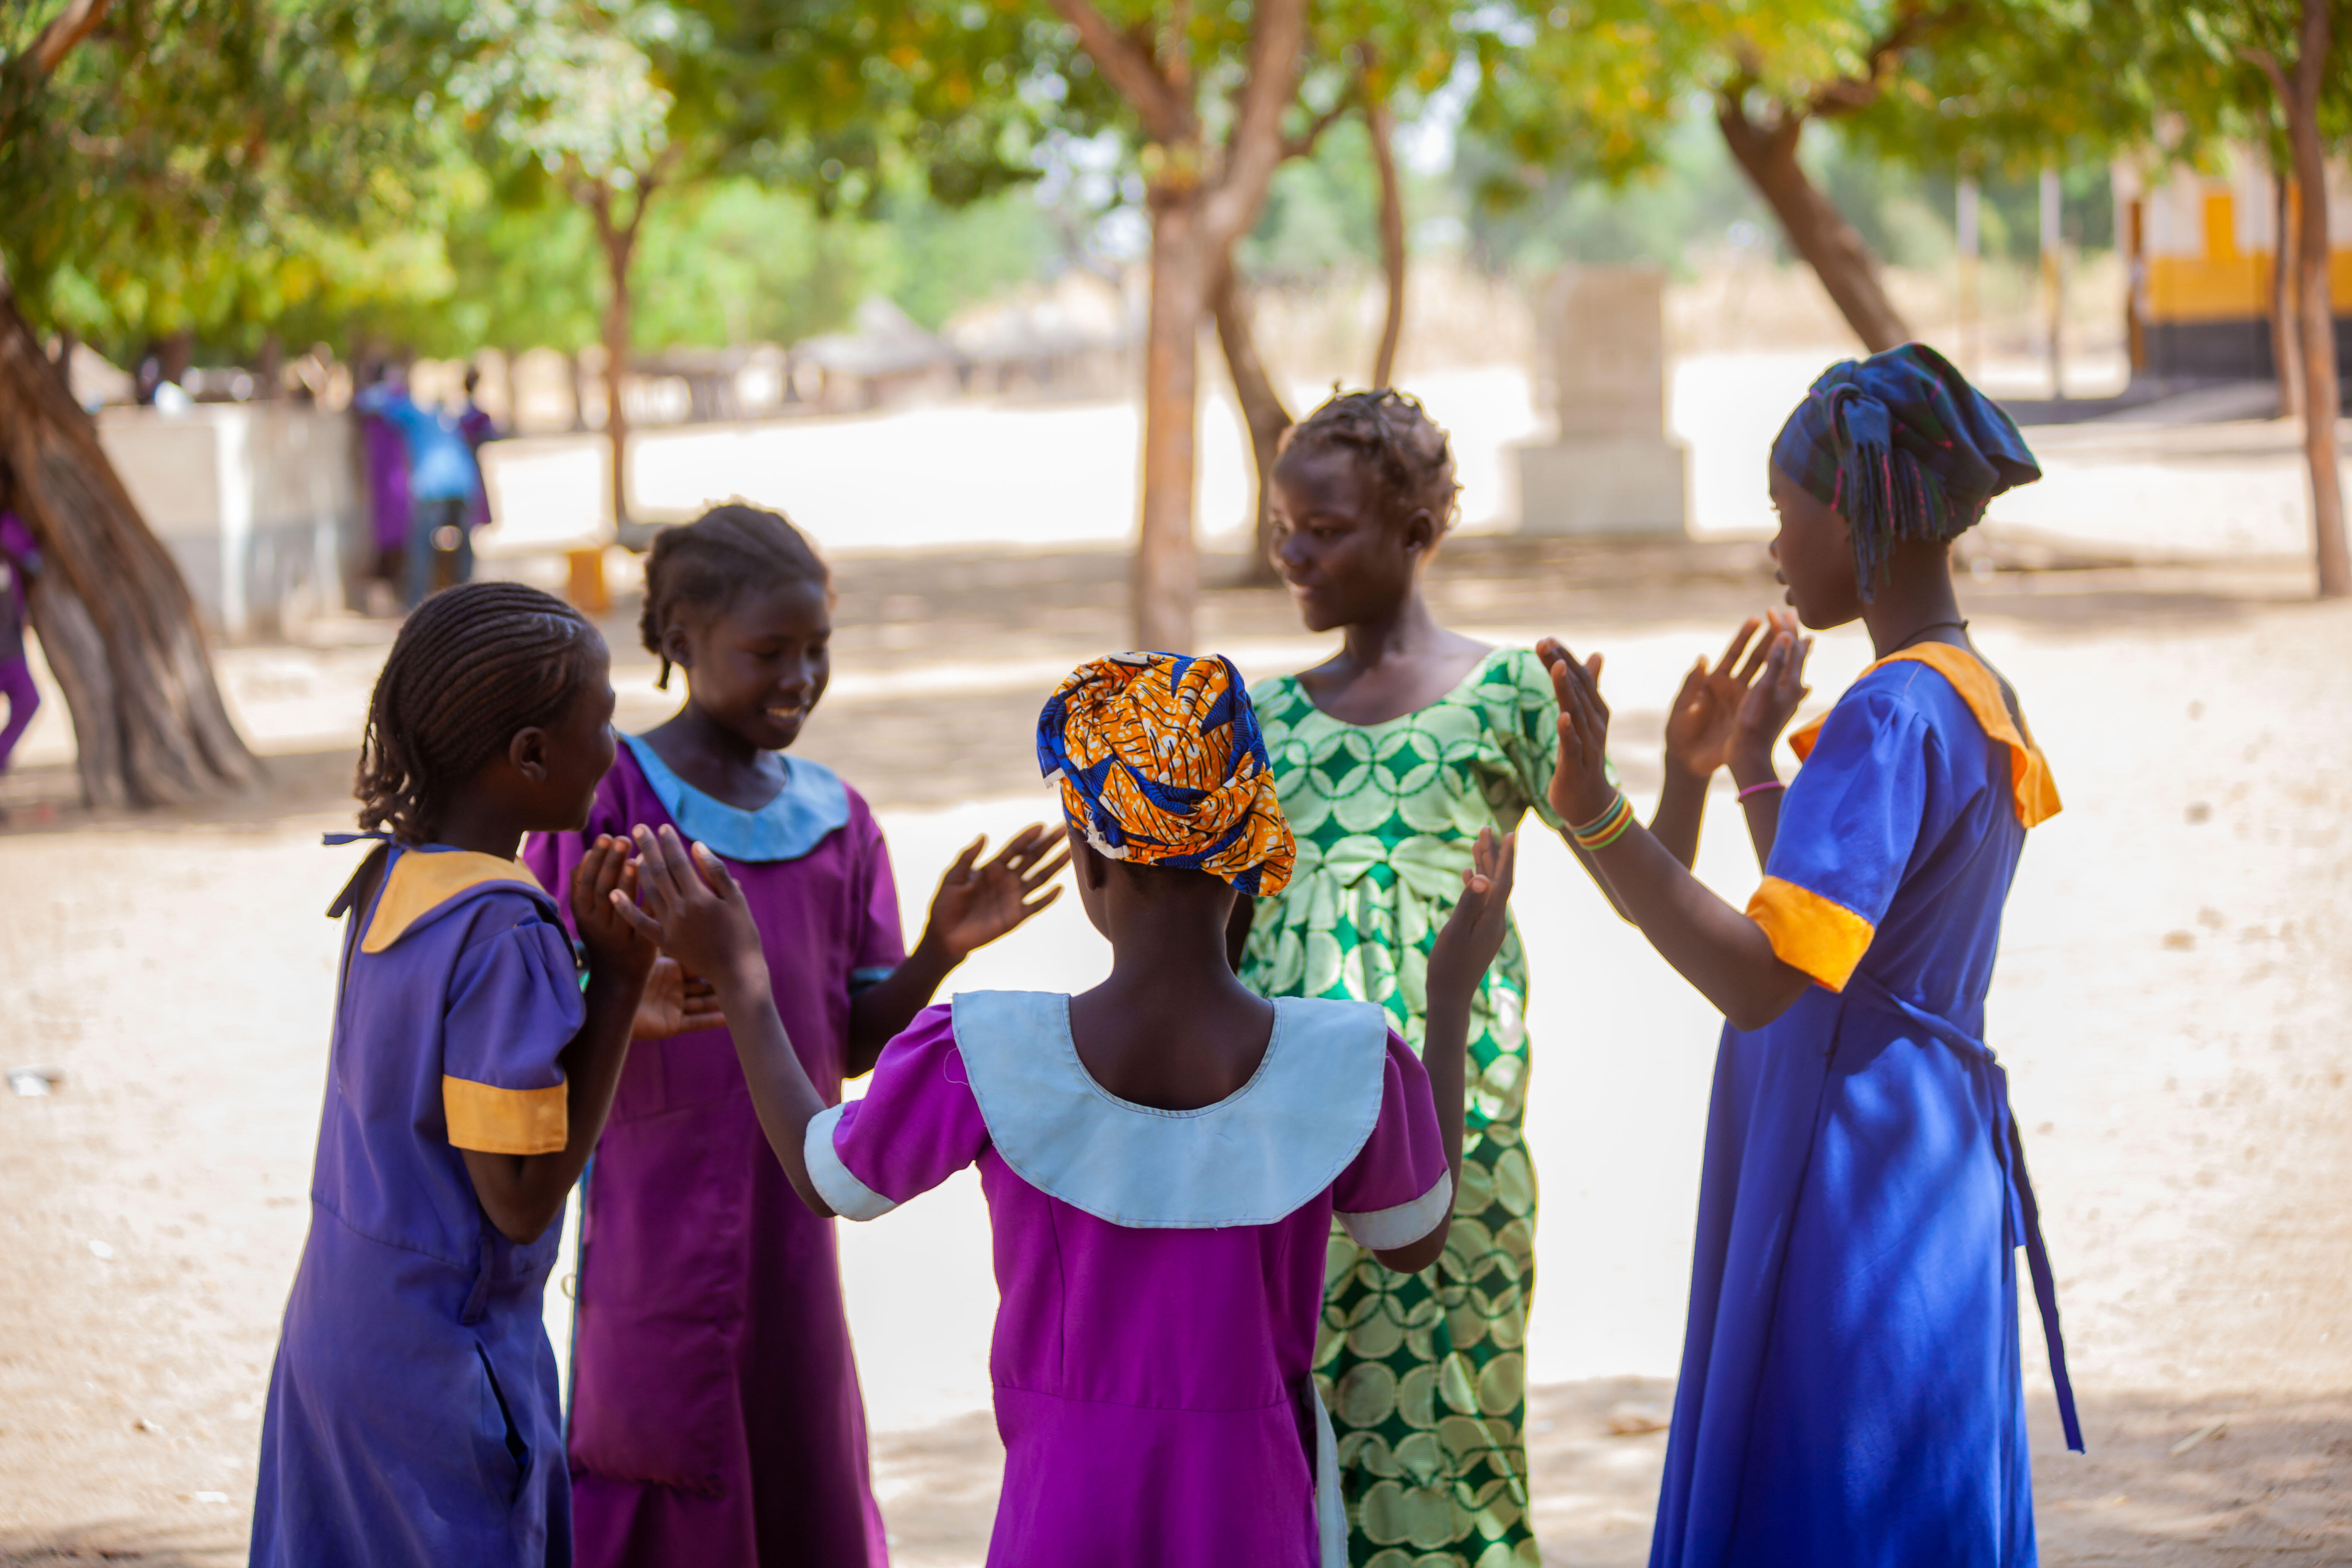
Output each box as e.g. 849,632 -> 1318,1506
1535,637 -> 1617,827
923,824 -> 1070,964
1429,829 -> 1518,998
632,955 -> 725,1042
610,825 -> 769,995
571,834 -> 658,985
1730,614 -> 1813,779
1663,617 -> 1777,779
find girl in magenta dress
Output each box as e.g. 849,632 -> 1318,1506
524,505 -> 1066,1568
603,651 -> 1519,1568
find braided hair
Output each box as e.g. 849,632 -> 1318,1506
356,582 -> 603,843
638,503 -> 830,690
1278,389 -> 1461,533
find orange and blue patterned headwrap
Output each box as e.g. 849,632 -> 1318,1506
1037,652 -> 1295,897
1771,343 -> 2040,598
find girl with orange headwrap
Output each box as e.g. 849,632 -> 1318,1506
611,650 -> 1518,1568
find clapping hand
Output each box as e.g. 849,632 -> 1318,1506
1535,638 -> 1617,827
570,835 -> 658,985
923,824 -> 1070,964
1429,829 -> 1518,1000
632,955 -> 725,1042
1729,614 -> 1813,779
609,826 -> 769,997
1663,617 -> 1778,779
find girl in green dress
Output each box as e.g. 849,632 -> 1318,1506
1231,390 -> 1777,1568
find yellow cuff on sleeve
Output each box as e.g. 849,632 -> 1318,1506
1746,876 -> 1875,993
444,1075 -> 568,1155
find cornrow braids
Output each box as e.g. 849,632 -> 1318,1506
1279,388 -> 1462,533
356,582 -> 602,844
638,503 -> 830,689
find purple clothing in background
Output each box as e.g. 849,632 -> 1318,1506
825,1004 -> 1449,1568
362,412 -> 414,557
522,742 -> 905,1568
0,657 -> 37,774
0,511 -> 41,771
459,402 -> 498,530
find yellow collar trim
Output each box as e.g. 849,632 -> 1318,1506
1790,642 -> 2060,828
361,849 -> 549,953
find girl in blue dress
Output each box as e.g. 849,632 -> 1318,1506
1537,345 -> 2079,1567
251,583 -> 657,1567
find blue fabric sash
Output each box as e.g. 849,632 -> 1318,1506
1840,968 -> 2084,1453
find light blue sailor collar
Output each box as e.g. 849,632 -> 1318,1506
621,733 -> 850,864
944,990 -> 1426,1233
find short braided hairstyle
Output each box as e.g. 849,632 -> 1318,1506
1277,388 -> 1461,533
638,503 -> 830,690
356,582 -> 603,843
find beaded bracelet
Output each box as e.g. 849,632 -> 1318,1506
1736,779 -> 1787,801
1568,791 -> 1637,851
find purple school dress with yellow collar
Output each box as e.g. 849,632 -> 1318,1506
524,737 -> 904,1568
252,842 -> 586,1567
809,991 -> 1453,1568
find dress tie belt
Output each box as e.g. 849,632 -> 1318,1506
1843,970 -> 2084,1453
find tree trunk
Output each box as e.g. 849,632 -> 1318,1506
0,291 -> 258,805
1136,191 -> 1209,648
156,329 -> 193,391
1716,93 -> 1912,353
257,332 -> 284,401
601,229 -> 634,529
1051,0 -> 1306,647
2269,155 -> 2301,419
1211,258 -> 1292,586
1367,95 -> 1407,388
2278,0 -> 2347,598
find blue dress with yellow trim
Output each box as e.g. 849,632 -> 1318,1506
1649,643 -> 2079,1568
251,841 -> 586,1568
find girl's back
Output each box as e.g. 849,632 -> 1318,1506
815,993 -> 1445,1568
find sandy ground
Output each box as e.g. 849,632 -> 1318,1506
5,363 -> 2352,1562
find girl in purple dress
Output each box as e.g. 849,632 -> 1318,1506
253,583 -> 657,1567
524,504 -> 1068,1568
606,651 -> 1519,1568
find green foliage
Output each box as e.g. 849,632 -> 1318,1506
1,0 -> 477,361
0,0 -> 1071,364
449,0 -> 691,187
1463,0 -> 2167,231
1243,118 -> 1387,281
1457,111 -> 1769,274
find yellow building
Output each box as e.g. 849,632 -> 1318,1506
2115,147 -> 2352,384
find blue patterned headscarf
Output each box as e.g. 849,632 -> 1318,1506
1770,343 -> 2040,597
1036,651 -> 1295,896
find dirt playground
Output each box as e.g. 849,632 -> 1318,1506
2,534 -> 2349,1565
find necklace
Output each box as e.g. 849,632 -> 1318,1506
1889,618 -> 1968,654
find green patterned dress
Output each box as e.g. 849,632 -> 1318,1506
1239,647 -> 1566,1568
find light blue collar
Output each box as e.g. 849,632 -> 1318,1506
948,991 -> 1390,1229
622,734 -> 850,864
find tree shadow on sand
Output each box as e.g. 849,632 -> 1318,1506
0,1518 -> 241,1568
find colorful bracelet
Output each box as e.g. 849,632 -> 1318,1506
1736,780 -> 1787,801
1569,791 -> 1637,851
